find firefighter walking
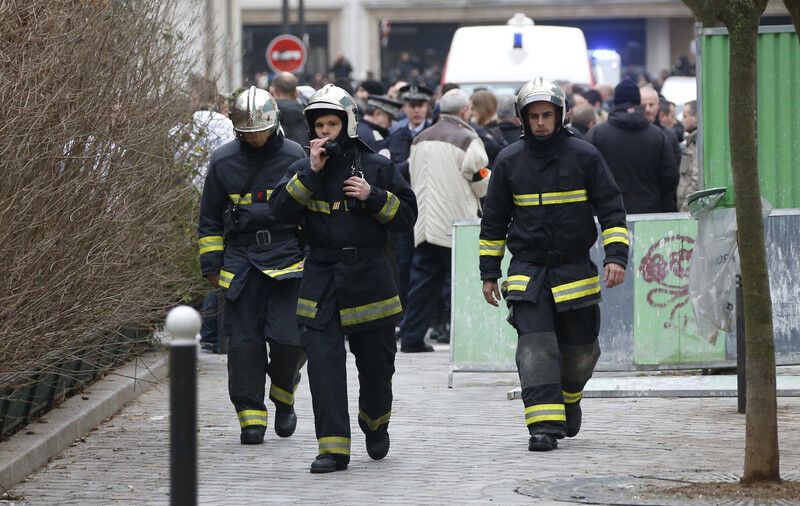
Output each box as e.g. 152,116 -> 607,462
270,84 -> 417,473
479,77 -> 629,452
198,86 -> 307,445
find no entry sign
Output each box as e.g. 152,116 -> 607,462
266,34 -> 307,73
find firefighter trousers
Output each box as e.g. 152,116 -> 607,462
224,273 -> 306,431
509,298 -> 600,438
303,311 -> 396,461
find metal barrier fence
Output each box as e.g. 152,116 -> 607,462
449,211 -> 800,386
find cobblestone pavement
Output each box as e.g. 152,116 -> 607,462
6,345 -> 800,505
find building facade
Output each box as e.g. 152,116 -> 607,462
237,0 -> 789,86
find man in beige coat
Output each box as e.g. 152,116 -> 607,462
398,89 -> 490,352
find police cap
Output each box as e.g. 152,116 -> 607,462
398,84 -> 433,103
367,95 -> 403,118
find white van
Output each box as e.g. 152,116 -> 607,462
441,13 -> 593,96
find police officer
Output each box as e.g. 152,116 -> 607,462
357,95 -> 402,158
270,84 -> 417,473
386,84 -> 433,310
479,77 -> 629,452
198,86 -> 307,445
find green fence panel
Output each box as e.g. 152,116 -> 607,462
631,219 -> 725,365
701,27 -> 800,208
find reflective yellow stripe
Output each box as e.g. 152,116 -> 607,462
319,436 -> 351,455
269,385 -> 294,406
375,191 -> 400,223
340,296 -> 402,326
563,390 -> 583,404
297,298 -> 318,319
218,269 -> 235,288
262,260 -> 304,279
228,193 -> 252,205
307,200 -> 331,214
359,410 -> 391,431
199,235 -> 224,255
551,276 -> 601,303
229,190 -> 273,205
286,174 -> 311,205
479,238 -> 506,257
540,189 -> 588,204
602,226 -> 630,246
513,193 -> 540,206
237,409 -> 267,427
513,189 -> 588,206
506,274 -> 530,291
524,403 -> 566,425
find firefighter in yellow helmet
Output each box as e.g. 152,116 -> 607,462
197,86 -> 307,445
270,84 -> 417,473
479,77 -> 629,451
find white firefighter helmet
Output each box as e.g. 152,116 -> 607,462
303,84 -> 360,139
229,86 -> 280,134
516,77 -> 568,128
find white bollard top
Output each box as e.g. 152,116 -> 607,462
165,305 -> 202,341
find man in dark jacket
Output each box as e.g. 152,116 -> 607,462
386,84 -> 433,309
198,86 -> 307,445
357,95 -> 402,157
270,85 -> 417,473
480,77 -> 628,452
640,86 -> 681,211
270,72 -> 310,147
585,79 -> 677,214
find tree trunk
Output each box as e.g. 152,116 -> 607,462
683,0 -> 780,483
717,4 -> 780,484
784,0 -> 800,36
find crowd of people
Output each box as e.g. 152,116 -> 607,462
191,68 -> 699,471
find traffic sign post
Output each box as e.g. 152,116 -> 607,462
266,34 -> 307,74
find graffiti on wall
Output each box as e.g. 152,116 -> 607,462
638,234 -> 695,333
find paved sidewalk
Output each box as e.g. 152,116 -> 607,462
5,345 -> 800,505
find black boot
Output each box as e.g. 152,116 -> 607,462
565,403 -> 582,438
366,432 -> 390,460
310,454 -> 349,474
528,433 -> 558,451
240,425 -> 265,445
274,407 -> 297,438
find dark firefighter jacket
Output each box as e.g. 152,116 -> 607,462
479,130 -> 629,312
198,134 -> 307,301
270,141 -> 417,333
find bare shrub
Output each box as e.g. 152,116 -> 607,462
0,0 -> 207,432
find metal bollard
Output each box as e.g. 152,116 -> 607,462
165,306 -> 201,506
735,275 -> 746,414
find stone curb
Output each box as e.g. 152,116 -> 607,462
0,350 -> 169,492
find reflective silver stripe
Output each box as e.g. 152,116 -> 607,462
286,174 -> 311,205
375,191 -> 400,223
524,403 -> 566,424
479,239 -> 506,256
602,228 -> 630,246
339,296 -> 402,326
269,385 -> 294,406
318,436 -> 351,455
297,298 -> 318,318
307,200 -> 330,214
539,189 -> 588,204
506,275 -> 530,291
551,276 -> 601,303
513,193 -> 540,206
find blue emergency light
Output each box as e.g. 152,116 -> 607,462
513,32 -> 523,49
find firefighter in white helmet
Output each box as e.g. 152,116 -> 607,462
479,77 -> 629,451
198,86 -> 307,445
270,84 -> 417,473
